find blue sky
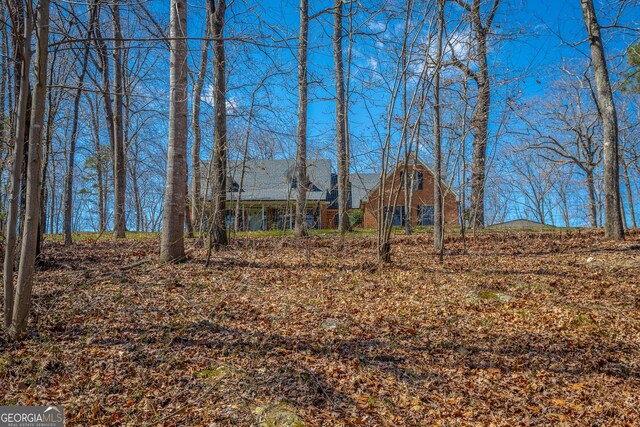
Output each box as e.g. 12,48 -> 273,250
131,0 -> 639,227
197,0 -> 638,140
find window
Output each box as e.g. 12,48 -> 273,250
225,212 -> 242,228
384,206 -> 405,227
400,170 -> 423,190
419,205 -> 434,226
227,178 -> 241,192
292,177 -> 321,192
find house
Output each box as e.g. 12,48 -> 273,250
223,159 -> 333,230
359,159 -> 459,228
219,158 -> 459,230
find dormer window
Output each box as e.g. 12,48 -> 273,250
228,178 -> 242,192
292,176 -> 321,192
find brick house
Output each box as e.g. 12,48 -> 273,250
220,158 -> 458,230
359,160 -> 459,228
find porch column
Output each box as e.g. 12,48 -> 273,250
262,204 -> 265,230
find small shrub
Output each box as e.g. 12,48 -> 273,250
349,210 -> 364,227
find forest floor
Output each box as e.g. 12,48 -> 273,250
1,229 -> 639,426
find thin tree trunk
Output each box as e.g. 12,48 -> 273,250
333,0 -> 350,235
111,0 -> 126,238
92,11 -> 115,234
580,0 -> 624,240
10,0 -> 49,339
190,18 -> 210,232
208,0 -> 228,249
63,3 -> 96,246
39,48 -> 60,253
87,94 -> 106,232
0,0 -> 5,160
160,0 -> 188,262
294,0 -> 309,238
586,168 -> 598,228
0,1 -> 6,234
185,175 -> 193,237
49,159 -> 55,234
401,1 -> 412,236
234,83 -> 260,233
433,0 -> 445,251
129,157 -> 143,231
3,5 -> 32,333
92,11 -> 115,156
621,157 -> 636,229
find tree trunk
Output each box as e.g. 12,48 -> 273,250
87,94 -> 107,232
586,168 -> 598,228
3,5 -> 32,333
621,158 -> 636,229
294,0 -> 309,238
185,177 -> 193,237
190,18 -> 210,233
333,0 -> 350,235
453,0 -> 500,230
469,25 -> 490,230
0,2 -> 6,236
111,0 -> 126,238
401,2 -> 412,236
92,11 -> 115,156
10,0 -> 49,339
92,12 -> 115,234
129,157 -> 143,231
160,0 -> 188,262
580,0 -> 624,240
39,49 -> 60,255
208,0 -> 228,249
234,83 -> 260,233
63,3 -> 96,246
433,0 -> 445,250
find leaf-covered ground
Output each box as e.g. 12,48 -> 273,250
1,230 -> 639,426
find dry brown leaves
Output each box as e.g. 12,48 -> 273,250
0,229 -> 639,426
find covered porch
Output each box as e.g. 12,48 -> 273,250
225,201 -> 326,231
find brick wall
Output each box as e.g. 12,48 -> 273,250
360,164 -> 459,228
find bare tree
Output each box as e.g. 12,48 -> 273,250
234,76 -> 272,233
451,0 -> 501,229
374,2 -> 435,263
433,0 -> 445,251
62,2 -> 97,246
111,0 -> 126,238
10,0 -> 49,339
294,0 -> 309,238
620,151 -> 637,230
579,0 -> 624,240
518,71 -> 602,228
86,94 -> 108,232
92,5 -> 117,223
160,0 -> 188,261
3,1 -> 32,333
333,0 -> 350,235
507,154 -> 558,224
208,0 -> 228,249
190,14 -> 211,234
